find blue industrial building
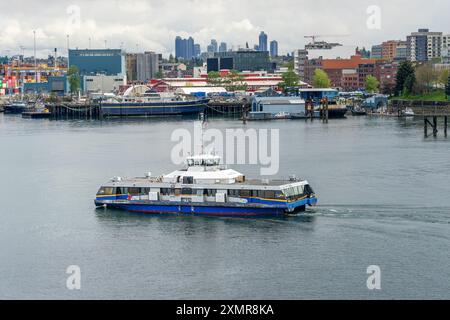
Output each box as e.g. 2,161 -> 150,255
68,49 -> 125,76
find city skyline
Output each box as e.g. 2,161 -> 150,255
1,0 -> 450,58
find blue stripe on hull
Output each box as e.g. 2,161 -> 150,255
94,197 -> 318,217
107,203 -> 287,217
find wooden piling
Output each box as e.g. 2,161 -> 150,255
445,116 -> 448,137
424,117 -> 428,137
433,116 -> 438,137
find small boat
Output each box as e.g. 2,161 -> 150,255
402,108 -> 415,117
274,111 -> 291,119
4,102 -> 32,114
22,109 -> 51,119
351,107 -> 367,116
94,153 -> 318,217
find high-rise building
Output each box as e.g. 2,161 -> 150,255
395,41 -> 408,61
194,44 -> 201,57
136,51 -> 159,82
407,29 -> 442,62
219,42 -> 227,53
381,40 -> 402,60
187,37 -> 195,59
175,36 -> 196,60
210,39 -> 218,53
270,40 -> 278,57
259,31 -> 268,52
175,36 -> 184,59
440,34 -> 450,63
294,49 -> 308,81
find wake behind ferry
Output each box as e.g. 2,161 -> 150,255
95,154 -> 318,217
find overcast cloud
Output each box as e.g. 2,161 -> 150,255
0,0 -> 448,58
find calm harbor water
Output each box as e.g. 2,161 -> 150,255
0,113 -> 449,299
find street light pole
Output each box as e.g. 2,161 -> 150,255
33,30 -> 37,83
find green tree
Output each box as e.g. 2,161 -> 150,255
395,61 -> 415,96
403,74 -> 416,96
365,75 -> 379,93
207,71 -> 223,87
225,70 -> 247,91
312,69 -> 331,88
415,63 -> 438,94
278,67 -> 300,91
67,65 -> 81,95
439,69 -> 449,87
155,70 -> 164,79
283,60 -> 295,70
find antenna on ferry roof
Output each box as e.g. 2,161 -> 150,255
199,112 -> 208,155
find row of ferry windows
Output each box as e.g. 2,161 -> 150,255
97,187 -> 301,199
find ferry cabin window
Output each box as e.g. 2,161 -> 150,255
239,190 -> 251,197
182,176 -> 194,184
174,188 -> 181,196
128,187 -> 140,195
304,184 -> 314,195
203,189 -> 217,197
265,191 -> 275,199
97,187 -> 114,195
181,188 -> 193,195
160,188 -> 170,195
228,189 -> 240,197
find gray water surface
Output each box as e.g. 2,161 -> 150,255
0,114 -> 449,299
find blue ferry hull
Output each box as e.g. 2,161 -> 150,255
94,197 -> 318,217
100,99 -> 209,117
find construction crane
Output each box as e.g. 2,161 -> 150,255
304,35 -> 348,50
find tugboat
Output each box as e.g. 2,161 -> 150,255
94,153 -> 318,217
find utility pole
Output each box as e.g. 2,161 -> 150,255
33,30 -> 37,83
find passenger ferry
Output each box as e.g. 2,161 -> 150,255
94,154 -> 318,217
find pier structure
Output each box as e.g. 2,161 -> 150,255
392,100 -> 450,138
46,103 -> 101,120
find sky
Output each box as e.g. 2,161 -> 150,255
0,0 -> 449,58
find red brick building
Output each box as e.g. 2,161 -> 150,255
303,54 -> 397,92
